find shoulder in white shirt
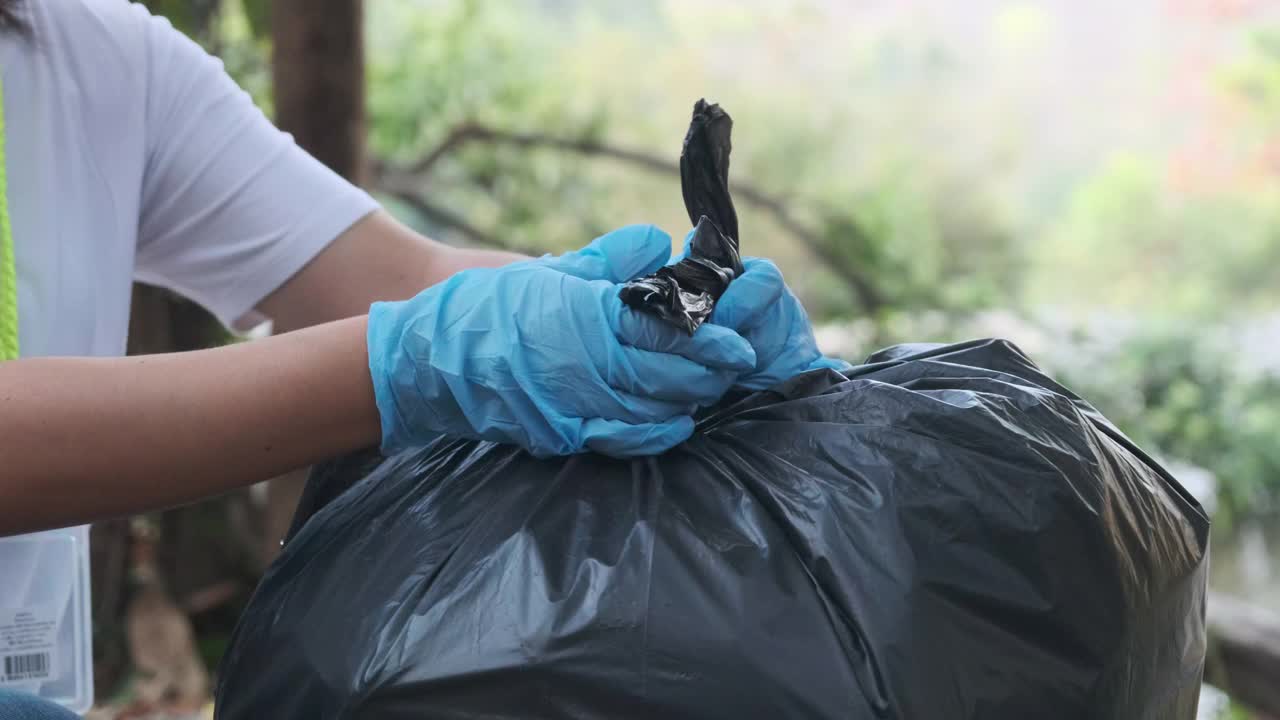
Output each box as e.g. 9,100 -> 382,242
0,0 -> 377,358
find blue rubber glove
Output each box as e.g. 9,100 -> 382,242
367,225 -> 757,458
710,257 -> 853,390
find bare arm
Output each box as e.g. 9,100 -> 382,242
0,211 -> 524,536
0,317 -> 377,536
0,2 -> 531,535
256,209 -> 526,332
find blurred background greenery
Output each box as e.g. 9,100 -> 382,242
95,1 -> 1280,717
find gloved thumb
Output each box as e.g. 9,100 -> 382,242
709,257 -> 785,332
538,224 -> 672,282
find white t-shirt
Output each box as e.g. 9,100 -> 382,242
0,1 -> 378,708
0,0 -> 379,357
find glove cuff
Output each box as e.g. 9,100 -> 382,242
807,356 -> 853,374
367,300 -> 410,453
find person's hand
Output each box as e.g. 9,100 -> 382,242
366,225 -> 756,458
710,257 -> 852,390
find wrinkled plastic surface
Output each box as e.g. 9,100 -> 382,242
621,99 -> 743,334
217,339 -> 1209,720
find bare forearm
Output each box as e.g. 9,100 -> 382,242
260,210 -> 527,332
424,245 -> 528,284
0,317 -> 378,535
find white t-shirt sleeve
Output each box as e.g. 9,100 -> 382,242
130,4 -> 378,330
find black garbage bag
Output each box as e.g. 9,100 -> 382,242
216,339 -> 1208,720
619,99 -> 743,334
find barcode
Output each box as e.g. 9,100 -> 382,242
3,653 -> 50,681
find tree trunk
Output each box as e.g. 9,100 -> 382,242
263,0 -> 367,564
271,0 -> 366,184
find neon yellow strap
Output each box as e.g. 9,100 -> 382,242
0,73 -> 16,361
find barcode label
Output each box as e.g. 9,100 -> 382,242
2,653 -> 50,681
0,606 -> 59,685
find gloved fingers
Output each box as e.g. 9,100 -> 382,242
603,291 -> 756,371
576,388 -> 691,426
603,346 -> 737,405
580,415 -> 696,457
709,257 -> 786,332
537,224 -> 672,282
807,355 -> 853,374
518,342 -> 693,423
611,389 -> 694,422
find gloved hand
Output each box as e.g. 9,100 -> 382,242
709,257 -> 852,390
367,225 -> 757,458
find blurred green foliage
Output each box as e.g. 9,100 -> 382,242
1030,152 -> 1280,319
366,0 -> 617,249
140,0 -> 218,40
1228,703 -> 1255,720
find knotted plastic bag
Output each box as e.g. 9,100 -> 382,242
619,99 -> 744,334
216,340 -> 1209,720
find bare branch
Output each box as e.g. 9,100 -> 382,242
377,123 -> 886,311
377,173 -> 534,255
405,123 -> 487,176
465,125 -> 683,176
722,185 -> 886,314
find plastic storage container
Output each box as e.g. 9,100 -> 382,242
0,526 -> 94,712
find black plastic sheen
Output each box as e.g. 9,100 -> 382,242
619,99 -> 744,334
217,339 -> 1208,720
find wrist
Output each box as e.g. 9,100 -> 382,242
282,315 -> 383,455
